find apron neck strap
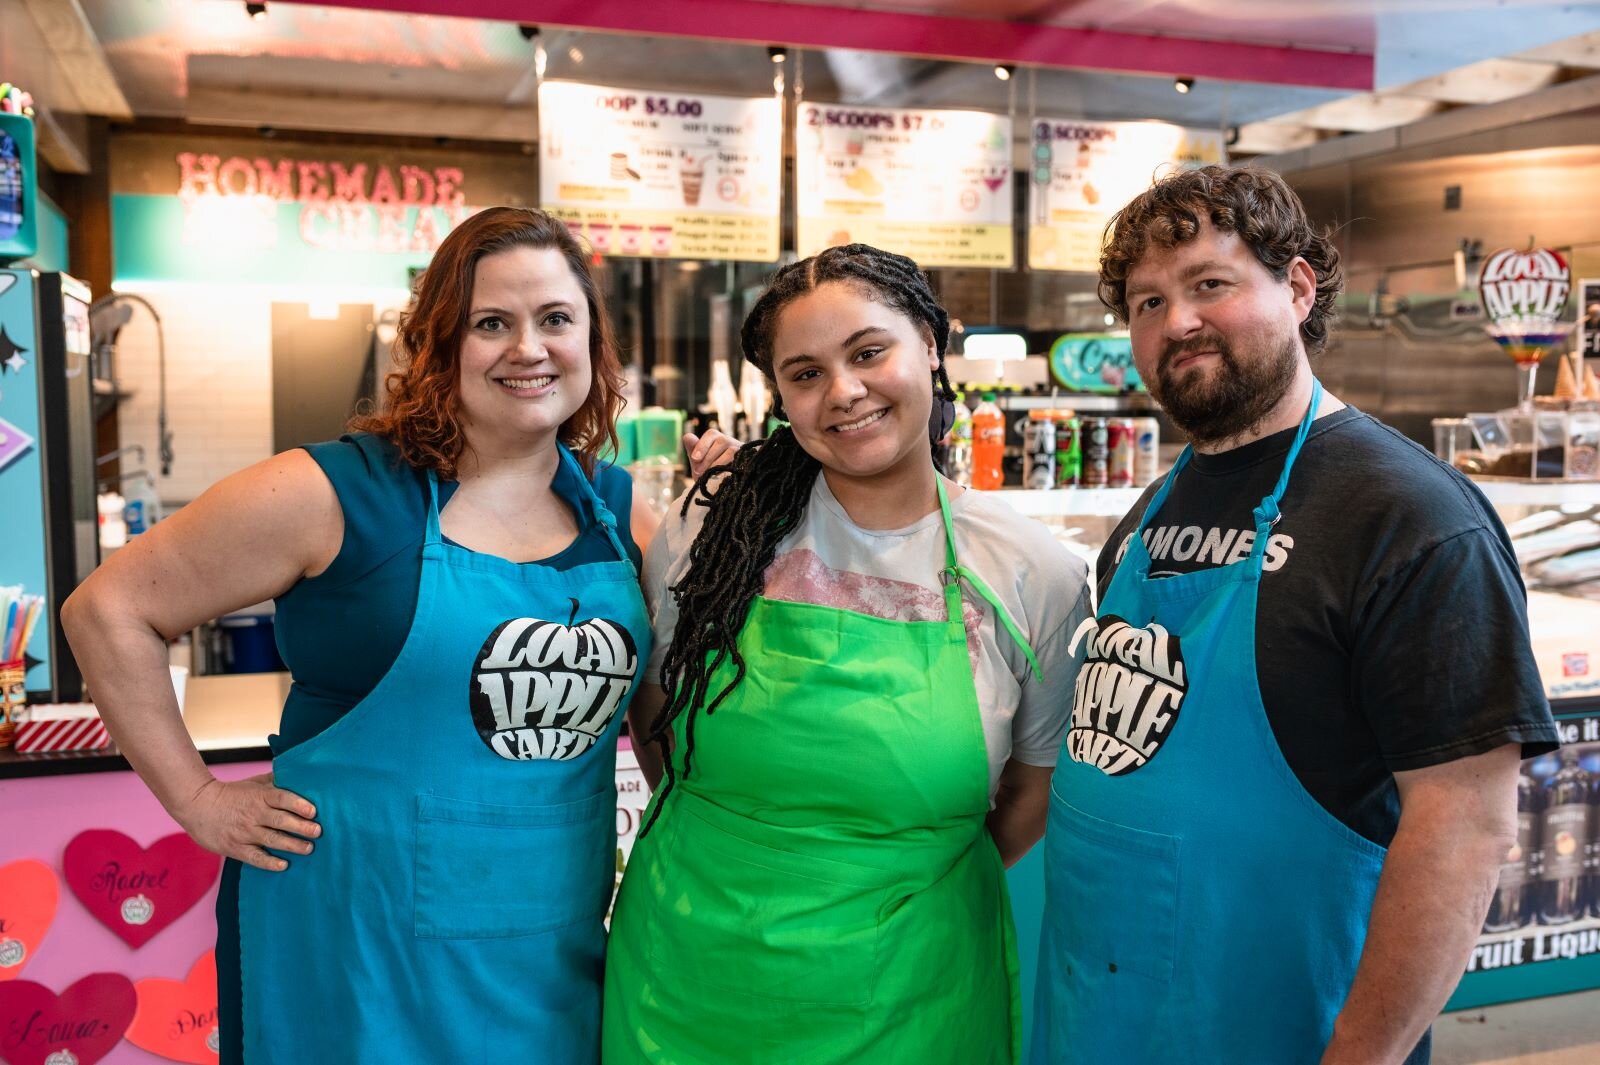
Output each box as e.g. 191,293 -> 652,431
424,467 -> 444,546
1133,378 -> 1325,542
423,445 -> 636,573
937,478 -> 1046,683
1249,378 -> 1323,536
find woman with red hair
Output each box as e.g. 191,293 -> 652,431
65,207 -> 724,1063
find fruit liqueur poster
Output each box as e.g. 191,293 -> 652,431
538,80 -> 781,262
1449,700 -> 1600,1009
1027,119 -> 1226,273
795,103 -> 1014,269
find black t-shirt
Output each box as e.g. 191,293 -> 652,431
1097,406 -> 1560,847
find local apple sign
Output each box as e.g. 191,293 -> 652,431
469,600 -> 639,761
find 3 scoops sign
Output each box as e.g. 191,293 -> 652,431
469,600 -> 639,761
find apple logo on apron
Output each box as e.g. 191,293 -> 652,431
469,598 -> 638,761
1065,614 -> 1187,775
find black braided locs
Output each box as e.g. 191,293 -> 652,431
639,244 -> 955,836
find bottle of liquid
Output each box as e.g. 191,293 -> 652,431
971,393 -> 1005,490
1484,766 -> 1540,932
1589,767 -> 1600,919
1539,748 -> 1592,925
947,393 -> 973,487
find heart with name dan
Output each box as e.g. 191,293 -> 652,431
126,952 -> 219,1064
62,832 -> 222,949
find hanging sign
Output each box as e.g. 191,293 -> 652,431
539,81 -> 782,262
795,103 -> 1014,269
0,973 -> 136,1065
126,952 -> 220,1064
62,831 -> 222,949
1028,120 -> 1226,272
0,860 -> 58,981
1048,333 -> 1145,393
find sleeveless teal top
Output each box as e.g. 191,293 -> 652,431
272,432 -> 640,752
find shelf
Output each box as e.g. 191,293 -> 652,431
993,393 -> 1158,413
984,486 -> 1147,518
1470,479 -> 1600,507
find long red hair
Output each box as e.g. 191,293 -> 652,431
352,206 -> 625,476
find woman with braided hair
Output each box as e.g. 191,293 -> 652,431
602,244 -> 1091,1063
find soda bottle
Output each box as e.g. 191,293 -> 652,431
972,393 -> 1005,490
948,394 -> 973,487
1538,748 -> 1592,925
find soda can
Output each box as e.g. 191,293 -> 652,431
1107,418 -> 1136,488
1081,417 -> 1109,488
1055,413 -> 1082,488
1133,417 -> 1161,486
1024,411 -> 1057,489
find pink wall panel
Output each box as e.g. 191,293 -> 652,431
0,762 -> 268,1065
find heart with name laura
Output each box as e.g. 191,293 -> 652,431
469,599 -> 638,761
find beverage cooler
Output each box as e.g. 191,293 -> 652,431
1448,482 -> 1600,1009
0,268 -> 98,700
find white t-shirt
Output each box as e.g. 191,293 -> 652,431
642,472 -> 1092,797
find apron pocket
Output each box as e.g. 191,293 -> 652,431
643,807 -> 887,1006
1045,790 -> 1180,982
414,790 -> 611,939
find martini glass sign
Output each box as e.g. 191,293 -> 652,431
1479,246 -> 1574,411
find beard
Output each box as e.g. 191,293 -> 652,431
1151,330 -> 1300,448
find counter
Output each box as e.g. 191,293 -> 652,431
0,672 -> 285,779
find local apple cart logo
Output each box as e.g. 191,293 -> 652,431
469,601 -> 637,761
1066,615 -> 1188,775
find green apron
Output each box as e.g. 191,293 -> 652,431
604,478 -> 1037,1064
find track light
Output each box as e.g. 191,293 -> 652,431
1174,76 -> 1194,94
518,24 -> 540,42
244,2 -> 267,19
994,64 -> 1015,81
768,46 -> 787,64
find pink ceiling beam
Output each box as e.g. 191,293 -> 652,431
296,0 -> 1374,90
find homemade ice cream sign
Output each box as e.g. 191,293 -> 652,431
795,104 -> 1013,269
1028,120 -> 1226,272
539,81 -> 781,262
174,151 -> 466,255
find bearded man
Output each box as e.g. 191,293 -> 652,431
1032,165 -> 1557,1065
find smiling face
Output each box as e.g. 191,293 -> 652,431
1123,219 -> 1314,447
768,281 -> 939,485
456,245 -> 594,453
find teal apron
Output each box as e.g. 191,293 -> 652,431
238,445 -> 650,1063
1033,383 -> 1393,1064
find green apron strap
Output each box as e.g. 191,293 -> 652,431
936,479 -> 1046,683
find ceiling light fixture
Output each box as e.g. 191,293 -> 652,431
1174,76 -> 1194,94
518,24 -> 540,42
568,46 -> 584,64
768,45 -> 787,64
994,64 -> 1015,82
244,2 -> 267,19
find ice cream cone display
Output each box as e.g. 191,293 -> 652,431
1555,354 -> 1579,399
1587,366 -> 1600,400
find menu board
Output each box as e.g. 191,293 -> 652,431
1028,120 -> 1227,272
796,103 -> 1014,269
539,81 -> 781,262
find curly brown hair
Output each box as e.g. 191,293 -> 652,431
1098,165 -> 1343,355
351,206 -> 624,476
